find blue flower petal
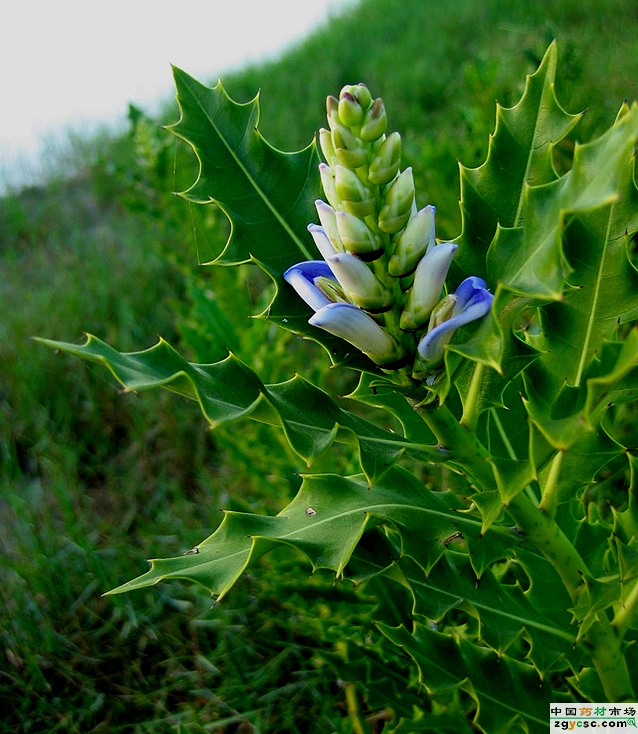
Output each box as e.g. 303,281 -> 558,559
283,261 -> 336,311
417,278 -> 493,363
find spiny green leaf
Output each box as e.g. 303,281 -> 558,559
455,41 -> 581,281
613,453 -> 638,544
37,335 -> 445,483
533,132 -> 638,394
169,68 -> 377,370
483,395 -> 551,507
347,373 -> 436,445
378,621 -> 566,734
398,553 -> 579,675
107,466 -> 517,597
488,104 -> 638,300
320,643 -> 440,731
585,329 -> 638,420
170,70 -> 317,269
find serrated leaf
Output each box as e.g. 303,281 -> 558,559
37,335 -> 446,484
321,647 -> 438,732
585,329 -> 638,420
107,465 -> 517,597
399,553 -> 578,674
347,373 -> 436,445
169,68 -> 377,369
613,453 -> 638,544
455,41 -> 581,281
488,104 -> 638,300
379,621 -> 566,734
533,139 -> 638,393
170,70 -> 318,270
483,393 -> 552,507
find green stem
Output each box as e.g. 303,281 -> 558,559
415,401 -> 494,490
344,682 -> 369,734
460,361 -> 484,433
506,492 -> 589,599
507,492 -> 634,700
586,616 -> 635,702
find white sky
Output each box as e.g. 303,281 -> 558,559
0,0 -> 354,189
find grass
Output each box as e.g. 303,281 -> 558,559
1,0 -> 637,730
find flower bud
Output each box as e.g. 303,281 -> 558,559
334,165 -> 376,218
338,91 -> 365,127
368,132 -> 402,185
332,124 -> 368,169
307,223 -> 338,261
319,163 -> 341,210
388,205 -> 437,277
416,276 -> 494,365
335,211 -> 383,260
319,128 -> 338,167
378,168 -> 415,233
313,276 -> 350,304
399,242 -> 457,331
348,83 -> 372,111
360,98 -> 387,142
315,200 -> 344,252
326,95 -> 340,130
327,252 -> 393,312
309,302 -> 404,366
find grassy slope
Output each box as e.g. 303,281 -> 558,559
1,0 -> 637,731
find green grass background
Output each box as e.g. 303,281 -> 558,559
1,0 -> 637,731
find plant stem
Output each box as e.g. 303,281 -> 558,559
460,361 -> 484,432
506,492 -> 588,598
587,615 -> 635,702
344,682 -> 370,734
415,400 -> 494,490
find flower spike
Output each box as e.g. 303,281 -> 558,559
285,83 -> 493,375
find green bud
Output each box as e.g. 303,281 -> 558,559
360,98 -> 387,142
328,252 -> 393,312
319,128 -> 338,166
378,168 -> 415,233
338,91 -> 365,127
335,211 -> 383,260
399,242 -> 457,330
319,163 -> 341,210
332,124 -> 368,169
314,276 -> 350,304
315,200 -> 345,252
326,95 -> 340,129
335,165 -> 376,218
388,205 -> 436,277
353,83 -> 372,110
368,131 -> 402,185
429,294 -> 457,329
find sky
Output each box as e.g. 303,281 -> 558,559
0,0 -> 354,190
